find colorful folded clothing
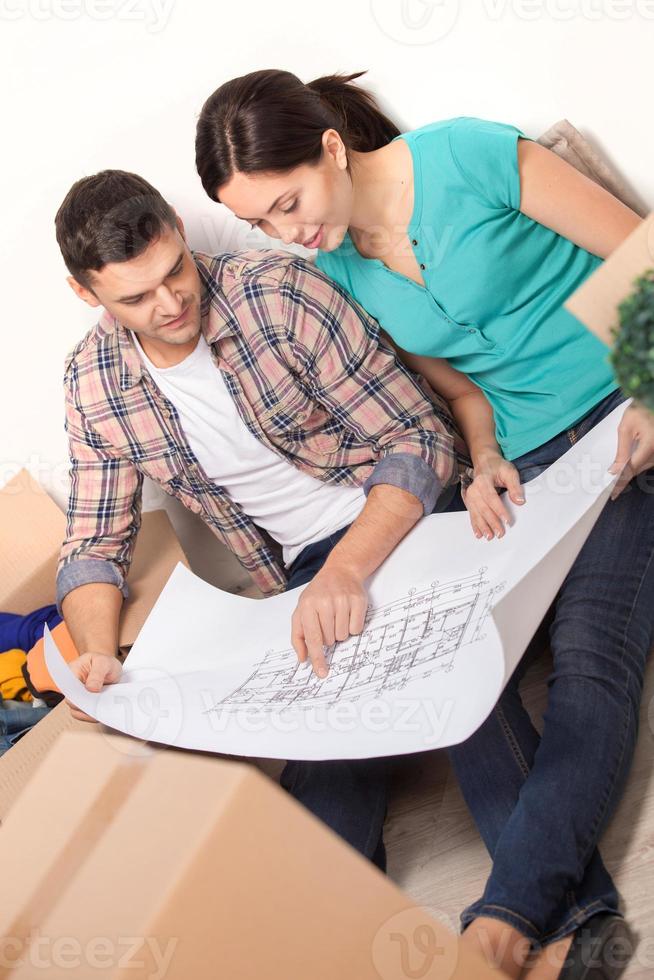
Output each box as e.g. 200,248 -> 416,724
0,605 -> 62,655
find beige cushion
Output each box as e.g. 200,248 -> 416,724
537,118 -> 647,217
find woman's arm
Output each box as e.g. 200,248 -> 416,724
518,142 -> 654,496
387,340 -> 525,537
384,342 -> 499,465
517,139 -> 643,259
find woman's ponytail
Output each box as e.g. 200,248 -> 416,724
306,71 -> 400,153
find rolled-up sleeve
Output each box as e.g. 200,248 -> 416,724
361,451 -> 444,515
279,258 -> 461,514
56,365 -> 144,615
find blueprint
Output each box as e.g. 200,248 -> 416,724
46,399 -> 629,760
207,570 -> 503,713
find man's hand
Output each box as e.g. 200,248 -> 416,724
65,652 -> 123,723
291,566 -> 369,678
461,452 -> 525,539
609,402 -> 654,499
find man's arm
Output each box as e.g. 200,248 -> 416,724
278,259 -> 465,676
61,582 -> 124,723
57,369 -> 144,717
61,582 -> 122,659
279,258 -> 463,510
291,483 -> 423,676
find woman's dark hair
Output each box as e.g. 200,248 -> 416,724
54,169 -> 177,290
195,69 -> 401,202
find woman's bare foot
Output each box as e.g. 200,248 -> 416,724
521,934 -> 573,978
460,916 -> 531,979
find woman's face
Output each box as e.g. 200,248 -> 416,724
217,129 -> 354,252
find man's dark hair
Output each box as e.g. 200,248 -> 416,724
54,170 -> 177,291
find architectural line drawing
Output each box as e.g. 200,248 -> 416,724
47,401 -> 627,759
204,567 -> 506,713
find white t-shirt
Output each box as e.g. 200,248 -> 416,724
131,331 -> 366,567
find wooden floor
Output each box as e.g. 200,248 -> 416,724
387,648 -> 654,978
260,644 -> 654,977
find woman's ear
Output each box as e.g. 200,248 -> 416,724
322,128 -> 348,170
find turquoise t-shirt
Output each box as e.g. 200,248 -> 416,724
315,116 -> 619,461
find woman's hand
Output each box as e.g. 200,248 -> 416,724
461,452 -> 525,539
609,402 -> 654,499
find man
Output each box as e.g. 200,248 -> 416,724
54,169 -> 471,867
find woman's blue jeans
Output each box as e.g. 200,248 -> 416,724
279,387 -> 654,946
448,387 -> 654,945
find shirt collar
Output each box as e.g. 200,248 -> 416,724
109,260 -> 239,390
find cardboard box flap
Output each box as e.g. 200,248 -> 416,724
117,509 -> 189,647
0,469 -> 189,648
0,470 -> 66,616
0,703 -> 83,824
0,732 -> 155,940
0,471 -> 190,825
565,212 -> 654,346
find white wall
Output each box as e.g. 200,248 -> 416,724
1,0 -> 651,588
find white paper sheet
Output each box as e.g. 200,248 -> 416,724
46,399 -> 629,760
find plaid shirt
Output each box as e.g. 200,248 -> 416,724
56,250 -> 470,610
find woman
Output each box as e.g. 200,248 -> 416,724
195,70 -> 654,979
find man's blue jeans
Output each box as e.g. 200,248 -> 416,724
279,387 -> 654,945
279,478 -> 464,874
0,699 -> 51,756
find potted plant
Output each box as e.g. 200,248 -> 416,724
609,268 -> 654,413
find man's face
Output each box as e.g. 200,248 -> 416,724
70,219 -> 203,365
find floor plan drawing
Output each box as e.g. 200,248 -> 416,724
204,567 -> 506,714
47,400 -> 628,759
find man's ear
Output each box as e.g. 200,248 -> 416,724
175,213 -> 187,242
67,275 -> 101,308
322,128 -> 348,170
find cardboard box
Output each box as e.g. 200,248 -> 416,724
0,469 -> 190,823
0,477 -> 502,980
0,731 -> 501,980
565,211 -> 654,345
